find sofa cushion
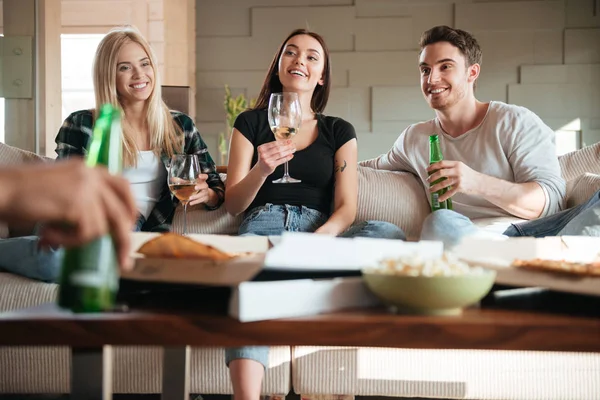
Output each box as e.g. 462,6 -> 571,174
292,346 -> 600,399
559,141 -> 600,182
0,272 -> 58,312
183,168 -> 432,239
179,173 -> 243,235
565,173 -> 600,208
356,166 -> 430,240
178,204 -> 242,235
558,142 -> 600,207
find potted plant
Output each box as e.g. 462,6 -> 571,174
218,85 -> 256,165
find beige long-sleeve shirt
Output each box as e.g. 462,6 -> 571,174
361,101 -> 566,220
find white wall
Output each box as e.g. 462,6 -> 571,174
195,0 -> 600,161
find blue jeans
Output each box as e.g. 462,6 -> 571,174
239,203 -> 405,239
421,189 -> 600,249
504,189 -> 600,237
0,236 -> 63,282
227,203 -> 405,368
0,215 -> 147,283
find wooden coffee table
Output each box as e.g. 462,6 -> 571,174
1,302 -> 599,400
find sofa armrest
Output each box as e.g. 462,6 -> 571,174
0,144 -> 52,238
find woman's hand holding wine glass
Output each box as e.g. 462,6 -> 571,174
189,173 -> 210,206
168,154 -> 201,235
256,140 -> 296,177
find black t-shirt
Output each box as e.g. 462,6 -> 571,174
234,108 -> 357,214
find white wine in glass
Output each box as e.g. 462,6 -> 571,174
169,182 -> 197,203
272,126 -> 298,140
268,92 -> 302,183
168,154 -> 200,235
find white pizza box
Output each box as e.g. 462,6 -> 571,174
455,236 -> 600,296
263,232 -> 444,272
229,277 -> 381,322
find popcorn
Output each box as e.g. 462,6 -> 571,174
365,252 -> 483,277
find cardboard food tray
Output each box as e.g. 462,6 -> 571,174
456,236 -> 600,297
122,232 -> 268,285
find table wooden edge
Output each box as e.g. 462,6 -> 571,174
0,303 -> 599,352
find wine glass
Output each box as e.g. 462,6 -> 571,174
268,92 -> 302,183
168,154 -> 200,235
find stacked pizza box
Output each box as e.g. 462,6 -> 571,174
456,236 -> 600,297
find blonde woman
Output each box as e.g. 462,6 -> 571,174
56,25 -> 224,231
0,26 -> 221,283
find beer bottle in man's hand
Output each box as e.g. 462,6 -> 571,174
429,134 -> 453,212
57,104 -> 122,312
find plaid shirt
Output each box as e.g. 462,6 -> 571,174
55,109 -> 225,232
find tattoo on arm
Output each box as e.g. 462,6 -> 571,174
334,160 -> 347,174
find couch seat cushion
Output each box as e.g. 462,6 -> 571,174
292,346 -> 600,399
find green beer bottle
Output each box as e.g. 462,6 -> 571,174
57,104 -> 122,313
429,134 -> 453,212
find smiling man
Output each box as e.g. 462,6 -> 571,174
361,25 -> 600,247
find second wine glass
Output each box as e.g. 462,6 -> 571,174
268,92 -> 302,183
168,154 -> 200,235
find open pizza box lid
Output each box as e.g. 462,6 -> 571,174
121,232 -> 268,286
455,236 -> 600,296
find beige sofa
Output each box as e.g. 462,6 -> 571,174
1,141 -> 600,399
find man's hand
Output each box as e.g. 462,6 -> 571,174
426,160 -> 546,219
0,160 -> 137,270
427,160 -> 482,202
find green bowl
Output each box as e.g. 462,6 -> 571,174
362,270 -> 496,315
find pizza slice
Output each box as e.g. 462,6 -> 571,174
137,233 -> 235,261
512,258 -> 600,277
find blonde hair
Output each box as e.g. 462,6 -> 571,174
93,25 -> 182,167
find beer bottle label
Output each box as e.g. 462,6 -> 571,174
432,193 -> 440,208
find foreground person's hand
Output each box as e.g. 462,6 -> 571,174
0,160 -> 137,270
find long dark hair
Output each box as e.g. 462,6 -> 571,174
252,29 -> 331,114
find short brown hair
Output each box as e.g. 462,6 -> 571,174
253,29 -> 331,114
419,25 -> 482,67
